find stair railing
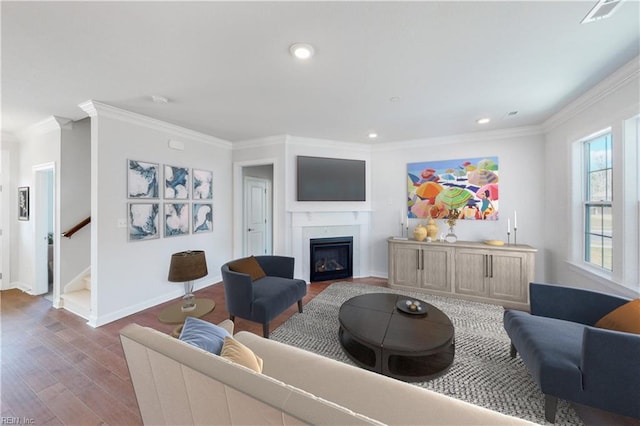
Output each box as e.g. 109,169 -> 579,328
61,217 -> 91,238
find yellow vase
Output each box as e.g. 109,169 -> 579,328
426,217 -> 439,240
413,224 -> 427,241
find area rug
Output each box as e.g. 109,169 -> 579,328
270,282 -> 582,425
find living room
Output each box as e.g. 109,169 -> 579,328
1,1 -> 639,424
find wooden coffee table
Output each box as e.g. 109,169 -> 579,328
338,293 -> 454,381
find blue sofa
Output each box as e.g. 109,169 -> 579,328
221,255 -> 307,338
503,282 -> 640,422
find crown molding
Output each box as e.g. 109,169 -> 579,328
286,135 -> 371,152
233,134 -> 287,150
373,125 -> 544,152
19,116 -> 73,139
78,100 -> 232,149
542,56 -> 640,132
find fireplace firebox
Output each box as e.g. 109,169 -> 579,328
310,236 -> 353,282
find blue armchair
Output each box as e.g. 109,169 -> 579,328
504,282 -> 640,422
221,255 -> 307,338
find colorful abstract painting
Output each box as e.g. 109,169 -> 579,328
407,156 -> 499,220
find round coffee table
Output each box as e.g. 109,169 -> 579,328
338,293 -> 454,381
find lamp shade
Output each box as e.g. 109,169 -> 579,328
168,250 -> 208,282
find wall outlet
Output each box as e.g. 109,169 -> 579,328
117,219 -> 127,228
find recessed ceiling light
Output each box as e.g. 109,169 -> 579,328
368,132 -> 378,139
289,43 -> 315,60
151,95 -> 169,104
476,117 -> 491,124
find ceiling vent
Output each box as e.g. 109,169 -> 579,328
581,0 -> 625,23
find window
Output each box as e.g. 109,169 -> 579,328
583,132 -> 612,271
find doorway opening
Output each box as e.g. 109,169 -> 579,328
242,165 -> 273,257
33,163 -> 55,297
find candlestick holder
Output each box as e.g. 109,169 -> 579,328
514,227 -> 517,245
507,231 -> 511,245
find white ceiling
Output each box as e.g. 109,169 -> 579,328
2,1 -> 639,143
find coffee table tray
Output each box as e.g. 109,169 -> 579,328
396,298 -> 428,315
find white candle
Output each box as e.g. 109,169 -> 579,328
400,208 -> 404,225
508,218 -> 511,233
514,210 -> 517,229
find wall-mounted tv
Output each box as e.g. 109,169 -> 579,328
297,156 -> 366,202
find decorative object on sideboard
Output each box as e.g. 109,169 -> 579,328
444,210 -> 459,243
507,211 -> 518,245
413,223 -> 427,241
426,216 -> 439,240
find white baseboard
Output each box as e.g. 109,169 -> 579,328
90,279 -> 222,327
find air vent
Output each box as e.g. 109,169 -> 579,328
581,0 -> 624,24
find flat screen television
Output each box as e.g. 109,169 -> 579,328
297,156 -> 366,201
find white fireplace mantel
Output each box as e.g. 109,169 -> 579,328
290,211 -> 371,282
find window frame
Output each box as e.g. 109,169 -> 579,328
582,132 -> 613,271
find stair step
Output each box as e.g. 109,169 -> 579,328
62,289 -> 91,319
83,274 -> 91,290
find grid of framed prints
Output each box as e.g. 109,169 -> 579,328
127,159 -> 213,241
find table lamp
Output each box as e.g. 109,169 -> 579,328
168,250 -> 208,312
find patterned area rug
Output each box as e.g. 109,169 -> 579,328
271,282 -> 583,425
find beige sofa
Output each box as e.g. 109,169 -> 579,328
120,322 -> 534,425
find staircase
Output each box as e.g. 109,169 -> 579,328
61,268 -> 91,319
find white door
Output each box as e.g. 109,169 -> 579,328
244,177 -> 270,256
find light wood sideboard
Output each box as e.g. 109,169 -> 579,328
387,238 -> 537,310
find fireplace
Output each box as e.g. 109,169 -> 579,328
310,236 -> 353,282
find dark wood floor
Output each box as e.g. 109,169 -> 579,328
2,277 -> 637,425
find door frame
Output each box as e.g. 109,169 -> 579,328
33,162 -> 58,299
233,158 -> 278,259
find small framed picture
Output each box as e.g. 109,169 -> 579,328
164,203 -> 190,237
128,203 -> 160,241
164,165 -> 190,199
128,160 -> 160,199
193,203 -> 213,233
18,187 -> 29,221
192,169 -> 213,200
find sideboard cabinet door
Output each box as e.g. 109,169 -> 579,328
421,246 -> 453,292
389,243 -> 421,288
454,249 -> 489,297
488,252 -> 529,303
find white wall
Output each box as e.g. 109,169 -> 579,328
59,118 -> 91,298
542,58 -> 639,297
370,128 -> 546,280
1,135 -> 19,289
81,101 -> 233,326
232,135 -> 373,280
14,117 -> 64,292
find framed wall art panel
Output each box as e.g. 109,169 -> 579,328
164,165 -> 190,199
18,186 -> 29,221
407,156 -> 499,221
193,203 -> 213,233
128,203 -> 160,241
192,169 -> 213,200
164,203 -> 190,237
128,160 -> 159,198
